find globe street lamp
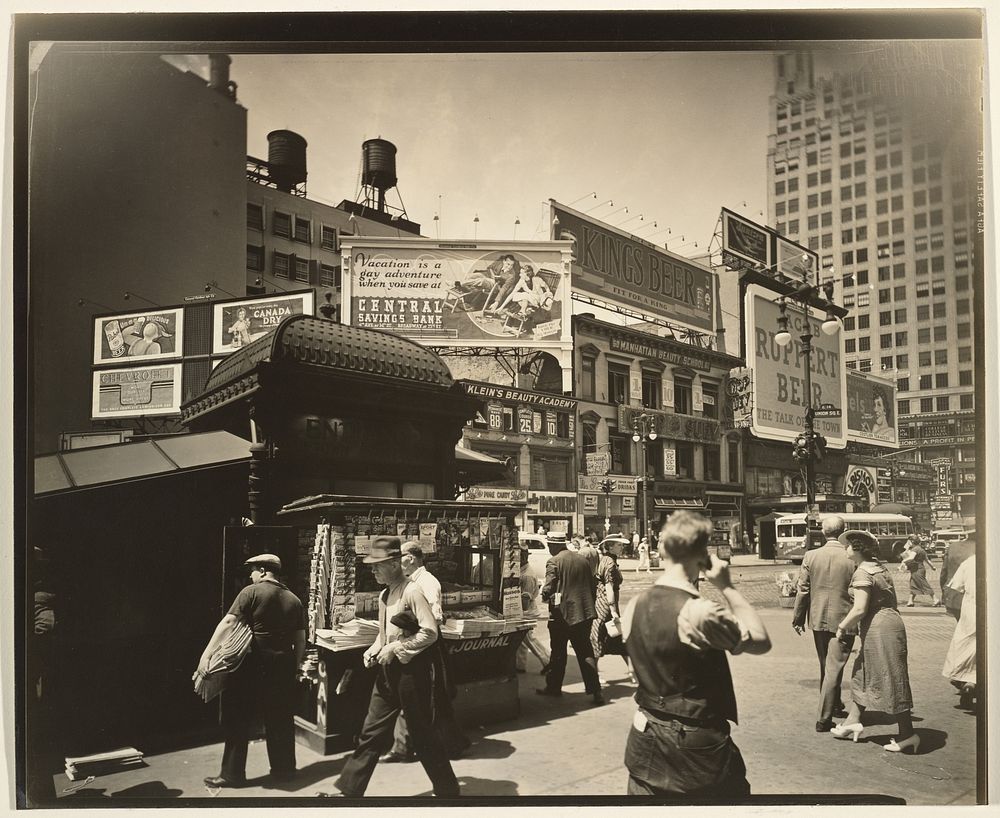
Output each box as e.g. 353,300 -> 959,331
773,280 -> 844,522
632,413 -> 658,543
600,477 -> 617,536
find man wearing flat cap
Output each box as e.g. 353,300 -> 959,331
334,536 -> 460,798
198,554 -> 305,788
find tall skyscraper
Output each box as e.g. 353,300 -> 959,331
765,44 -> 982,529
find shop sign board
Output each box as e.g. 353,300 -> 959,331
846,370 -> 898,448
582,495 -> 599,512
622,496 -> 636,513
460,381 -> 577,411
662,442 -> 676,476
607,335 -> 711,372
487,402 -> 504,430
618,405 -> 722,444
91,363 -> 182,419
212,290 -> 315,354
93,307 -> 183,365
342,239 -> 572,345
528,492 -> 577,515
463,487 -> 528,503
724,366 -> 753,430
774,235 -> 818,284
721,208 -> 771,272
744,284 -> 847,448
578,474 -> 638,494
550,200 -> 716,333
516,406 -> 534,434
585,451 -> 612,476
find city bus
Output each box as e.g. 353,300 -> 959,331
774,512 -> 914,564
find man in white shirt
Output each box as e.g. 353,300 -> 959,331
334,537 -> 459,798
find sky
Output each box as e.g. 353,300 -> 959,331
224,51 -> 776,253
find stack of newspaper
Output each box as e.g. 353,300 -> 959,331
64,747 -> 144,781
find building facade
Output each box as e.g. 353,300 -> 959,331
572,315 -> 745,550
29,49 -> 248,453
766,46 -> 982,529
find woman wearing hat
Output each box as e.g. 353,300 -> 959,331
831,530 -> 918,753
899,534 -> 941,608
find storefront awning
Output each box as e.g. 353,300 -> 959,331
705,492 -> 742,511
653,497 -> 706,510
454,446 -> 509,485
34,431 -> 252,496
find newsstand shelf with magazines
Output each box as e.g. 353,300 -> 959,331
276,495 -> 538,755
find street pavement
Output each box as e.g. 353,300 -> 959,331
52,558 -> 977,805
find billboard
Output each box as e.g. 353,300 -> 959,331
212,291 -> 315,354
93,308 -> 183,365
744,283 -> 847,448
550,201 -> 716,333
846,370 -> 898,448
721,208 -> 771,272
774,236 -> 819,284
342,239 -> 572,345
92,363 -> 183,419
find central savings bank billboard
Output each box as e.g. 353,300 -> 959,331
550,200 -> 716,333
340,238 -> 573,347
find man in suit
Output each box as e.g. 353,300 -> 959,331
538,532 -> 603,705
791,515 -> 856,732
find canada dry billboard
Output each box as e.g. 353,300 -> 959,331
549,201 -> 716,333
341,239 -> 572,346
93,308 -> 183,365
846,370 -> 898,448
743,284 -> 847,448
91,363 -> 183,419
212,291 -> 315,354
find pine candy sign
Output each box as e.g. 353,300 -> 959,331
342,240 -> 571,345
744,284 -> 847,448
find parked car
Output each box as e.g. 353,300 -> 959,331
518,532 -> 552,583
929,528 -> 972,557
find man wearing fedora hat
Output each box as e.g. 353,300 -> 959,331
334,536 -> 460,798
199,553 -> 305,788
539,531 -> 603,705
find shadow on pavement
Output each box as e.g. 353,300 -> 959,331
111,780 -> 183,798
463,737 -> 515,760
254,758 -> 348,793
416,776 -> 520,797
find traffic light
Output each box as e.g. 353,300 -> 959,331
792,433 -> 810,462
812,433 -> 828,462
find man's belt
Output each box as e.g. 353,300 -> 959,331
635,689 -> 726,729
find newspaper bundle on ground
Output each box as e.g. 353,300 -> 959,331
65,747 -> 144,781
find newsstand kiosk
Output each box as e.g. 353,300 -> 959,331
180,315 -> 537,754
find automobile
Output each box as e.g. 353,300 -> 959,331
518,532 -> 553,583
929,528 -> 972,557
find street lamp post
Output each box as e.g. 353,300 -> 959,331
632,413 -> 658,542
773,280 -> 844,523
600,477 -> 616,536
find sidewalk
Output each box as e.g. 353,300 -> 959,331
52,609 -> 977,804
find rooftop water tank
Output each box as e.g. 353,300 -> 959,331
267,130 -> 307,192
362,138 -> 398,191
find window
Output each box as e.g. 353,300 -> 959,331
932,278 -> 946,296
912,166 -> 926,184
957,323 -> 971,339
878,289 -> 891,305
932,302 -> 946,319
610,434 -> 631,474
892,263 -> 906,279
857,313 -> 870,329
842,228 -> 854,244
959,347 -> 972,363
916,282 -> 929,298
917,305 -> 930,320
580,355 -> 596,400
960,394 -> 974,410
858,337 -> 870,352
246,244 -> 264,272
856,248 -> 868,263
898,400 -> 910,415
675,442 -> 695,478
821,211 -> 832,227
880,333 -> 892,349
788,178 -> 799,193
935,373 -> 949,388
728,439 -> 740,484
319,263 -> 339,288
822,233 -> 833,249
898,377 -> 909,391
856,269 -> 869,285
878,266 -> 890,282
842,251 -> 854,266
918,328 -> 930,344
955,252 -> 969,268
775,181 -> 786,195
854,159 -> 866,175
273,211 -> 291,238
293,256 -> 310,283
821,190 -> 832,206
839,187 -> 851,203
821,169 -> 831,184
703,445 -> 721,482
321,225 -> 338,251
272,251 -> 290,278
954,228 -> 969,245
879,310 -> 891,325
936,396 -> 950,412
956,298 -> 970,315
919,350 -> 932,367
920,397 -> 933,413
955,276 -> 969,291
896,354 -> 908,369
881,356 -> 893,370
855,181 -> 867,197
674,376 -> 693,415
788,199 -> 800,213
895,331 -> 907,346
701,383 -> 719,419
247,203 -> 264,231
845,339 -> 856,353
808,215 -> 819,231
641,371 -> 662,410
582,422 -> 598,455
854,203 -> 867,219
608,364 -> 629,405
934,326 -> 947,342
859,359 -> 872,373
843,316 -> 855,331
894,308 -> 906,323
531,454 -> 572,491
294,216 -> 311,244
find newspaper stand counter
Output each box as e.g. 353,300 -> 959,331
276,496 -> 536,755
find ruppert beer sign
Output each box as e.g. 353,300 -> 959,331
550,200 -> 716,333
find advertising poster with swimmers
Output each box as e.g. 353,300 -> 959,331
211,290 -> 315,354
846,370 -> 899,448
341,240 -> 572,346
743,283 -> 847,448
93,308 -> 183,365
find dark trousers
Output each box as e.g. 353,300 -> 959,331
336,652 -> 459,797
392,647 -> 469,758
812,630 -> 854,722
544,614 -> 600,695
219,649 -> 296,782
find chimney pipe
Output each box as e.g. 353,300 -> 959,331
207,54 -> 237,100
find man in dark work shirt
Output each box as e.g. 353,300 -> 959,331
198,554 -> 305,788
